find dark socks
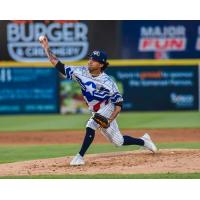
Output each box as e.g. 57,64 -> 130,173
79,127 -> 95,157
123,135 -> 144,146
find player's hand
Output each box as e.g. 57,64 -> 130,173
39,35 -> 49,49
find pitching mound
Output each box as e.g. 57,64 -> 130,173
0,149 -> 200,177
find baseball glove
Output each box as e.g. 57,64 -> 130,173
92,113 -> 110,128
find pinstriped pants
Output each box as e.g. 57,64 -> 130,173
86,103 -> 124,147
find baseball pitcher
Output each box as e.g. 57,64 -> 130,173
39,36 -> 157,166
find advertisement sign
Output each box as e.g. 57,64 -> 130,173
121,21 -> 200,59
0,68 -> 59,114
6,20 -> 89,62
0,20 -> 120,61
106,66 -> 198,111
58,66 -> 198,112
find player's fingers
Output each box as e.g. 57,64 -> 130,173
44,35 -> 48,41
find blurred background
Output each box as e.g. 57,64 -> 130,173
0,20 -> 199,114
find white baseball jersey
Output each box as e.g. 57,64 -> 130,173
64,65 -> 123,112
64,65 -> 124,147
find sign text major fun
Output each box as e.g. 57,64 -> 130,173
139,25 -> 186,52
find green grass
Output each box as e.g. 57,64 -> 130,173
0,142 -> 199,164
0,111 -> 200,131
0,144 -> 137,164
1,173 -> 200,179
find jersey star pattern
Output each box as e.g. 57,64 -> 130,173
64,66 -> 123,112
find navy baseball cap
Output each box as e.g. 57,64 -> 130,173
88,50 -> 108,64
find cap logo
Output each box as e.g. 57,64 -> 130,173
93,51 -> 100,56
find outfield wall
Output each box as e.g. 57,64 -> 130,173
0,60 -> 199,114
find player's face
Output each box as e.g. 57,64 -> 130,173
88,58 -> 103,72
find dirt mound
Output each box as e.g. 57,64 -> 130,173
0,149 -> 200,177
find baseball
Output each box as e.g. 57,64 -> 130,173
39,35 -> 45,42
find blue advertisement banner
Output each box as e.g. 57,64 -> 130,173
0,68 -> 59,114
106,66 -> 198,111
59,66 -> 198,113
121,21 -> 200,59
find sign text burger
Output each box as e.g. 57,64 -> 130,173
7,21 -> 89,62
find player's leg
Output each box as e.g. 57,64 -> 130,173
123,135 -> 144,146
97,104 -> 124,146
123,133 -> 157,152
100,120 -> 123,146
99,111 -> 144,147
70,117 -> 100,166
101,120 -> 157,152
79,127 -> 95,157
98,104 -> 157,152
98,104 -> 144,147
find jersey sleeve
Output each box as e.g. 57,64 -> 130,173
64,66 -> 86,80
110,82 -> 123,104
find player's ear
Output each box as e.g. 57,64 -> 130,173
99,63 -> 104,69
100,63 -> 105,72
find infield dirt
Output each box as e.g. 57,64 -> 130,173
0,149 -> 200,176
0,128 -> 200,144
0,128 -> 200,176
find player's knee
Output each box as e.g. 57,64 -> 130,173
86,119 -> 99,131
112,135 -> 124,147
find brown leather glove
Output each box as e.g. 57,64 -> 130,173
92,113 -> 110,129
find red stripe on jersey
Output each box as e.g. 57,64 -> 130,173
93,100 -> 109,112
